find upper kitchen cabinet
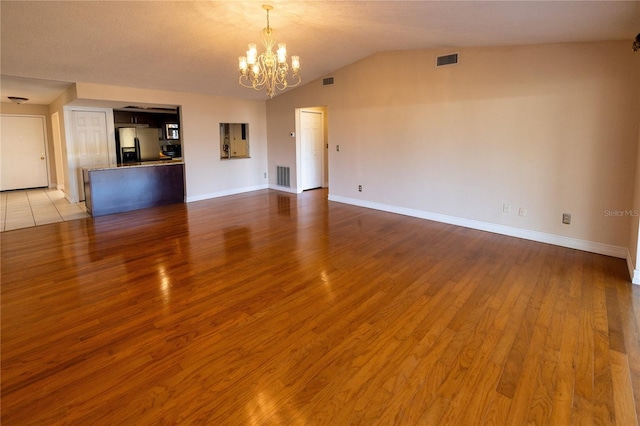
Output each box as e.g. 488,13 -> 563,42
113,109 -> 181,142
113,110 -> 157,126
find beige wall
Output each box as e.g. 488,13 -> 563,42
267,41 -> 640,255
630,128 -> 640,281
629,59 -> 640,281
1,102 -> 57,187
67,83 -> 268,201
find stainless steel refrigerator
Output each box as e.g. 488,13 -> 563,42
118,127 -> 161,162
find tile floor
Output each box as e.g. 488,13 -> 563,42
1,188 -> 89,232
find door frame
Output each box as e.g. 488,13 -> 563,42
63,106 -> 117,202
0,114 -> 51,190
51,111 -> 65,190
295,107 -> 326,193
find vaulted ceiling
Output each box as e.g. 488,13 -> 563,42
1,1 -> 639,104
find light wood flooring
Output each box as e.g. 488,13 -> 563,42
1,189 -> 639,424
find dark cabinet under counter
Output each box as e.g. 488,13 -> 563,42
83,162 -> 185,217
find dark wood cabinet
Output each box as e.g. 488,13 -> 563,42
113,111 -> 159,126
113,111 -> 180,142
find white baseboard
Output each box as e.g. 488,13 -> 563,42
328,194 -> 629,261
268,184 -> 301,194
185,183 -> 304,202
627,250 -> 640,285
56,184 -> 65,190
186,184 -> 269,202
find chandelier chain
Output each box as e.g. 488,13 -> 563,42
266,8 -> 270,30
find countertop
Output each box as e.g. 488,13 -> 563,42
83,159 -> 184,171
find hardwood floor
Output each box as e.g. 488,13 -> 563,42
1,188 -> 638,425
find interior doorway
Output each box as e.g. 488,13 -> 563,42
296,107 -> 327,192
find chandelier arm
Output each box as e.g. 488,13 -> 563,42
274,74 -> 301,91
239,75 -> 261,90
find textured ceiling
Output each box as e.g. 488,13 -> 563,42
1,0 -> 639,104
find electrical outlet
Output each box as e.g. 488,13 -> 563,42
502,203 -> 511,213
336,145 -> 340,152
562,213 -> 571,224
263,172 -> 267,178
358,185 -> 362,192
518,207 -> 526,217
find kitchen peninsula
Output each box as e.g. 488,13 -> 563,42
83,161 -> 184,217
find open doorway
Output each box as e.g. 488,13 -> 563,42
295,107 -> 327,192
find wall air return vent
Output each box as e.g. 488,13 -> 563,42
322,77 -> 334,86
436,53 -> 459,67
276,166 -> 291,187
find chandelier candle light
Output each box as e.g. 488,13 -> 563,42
238,5 -> 301,98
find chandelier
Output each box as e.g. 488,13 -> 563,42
238,5 -> 301,98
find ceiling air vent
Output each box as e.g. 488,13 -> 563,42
436,53 -> 459,67
322,77 -> 334,86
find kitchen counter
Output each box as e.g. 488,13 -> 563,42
83,161 -> 184,217
85,159 -> 183,171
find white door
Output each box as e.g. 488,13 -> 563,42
230,124 -> 248,157
0,115 -> 48,191
71,111 -> 109,200
300,111 -> 323,190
